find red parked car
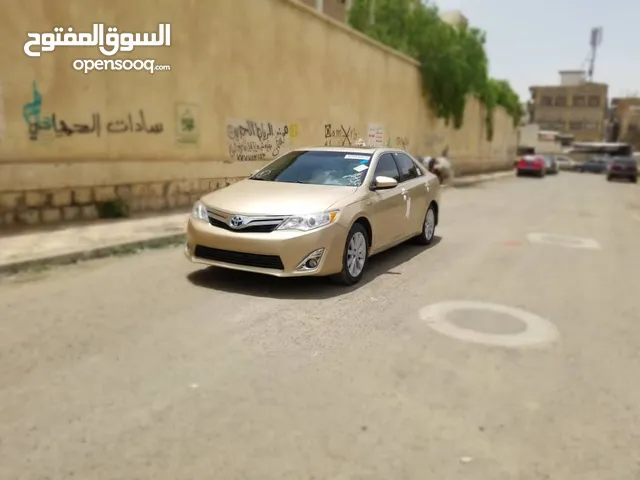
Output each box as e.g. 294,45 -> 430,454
516,155 -> 546,178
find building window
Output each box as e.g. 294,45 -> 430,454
588,96 -> 601,107
569,121 -> 584,131
554,96 -> 567,107
540,96 -> 553,106
539,120 -> 564,131
573,96 -> 586,107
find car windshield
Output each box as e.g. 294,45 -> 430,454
249,150 -> 373,187
613,158 -> 637,166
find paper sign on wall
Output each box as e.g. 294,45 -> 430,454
367,123 -> 384,147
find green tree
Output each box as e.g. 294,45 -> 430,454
348,0 -> 522,140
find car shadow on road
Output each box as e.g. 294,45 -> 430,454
186,236 -> 442,299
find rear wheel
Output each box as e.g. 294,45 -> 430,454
415,203 -> 437,246
632,176 -> 638,183
607,175 -> 613,181
331,223 -> 369,286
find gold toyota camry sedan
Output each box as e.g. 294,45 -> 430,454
185,146 -> 441,285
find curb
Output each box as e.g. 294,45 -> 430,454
0,232 -> 186,277
442,170 -> 514,189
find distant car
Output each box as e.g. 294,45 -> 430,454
542,155 -> 559,174
606,157 -> 638,183
516,155 -> 546,178
555,155 -> 577,171
578,157 -> 608,174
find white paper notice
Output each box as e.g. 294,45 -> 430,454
0,84 -> 5,143
367,123 -> 384,148
353,164 -> 369,172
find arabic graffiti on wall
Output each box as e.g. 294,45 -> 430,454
324,123 -> 359,146
175,103 -> 200,145
23,80 -> 164,141
226,118 -> 295,161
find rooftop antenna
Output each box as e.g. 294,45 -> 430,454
587,27 -> 602,82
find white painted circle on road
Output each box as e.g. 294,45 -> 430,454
526,233 -> 601,250
419,301 -> 559,348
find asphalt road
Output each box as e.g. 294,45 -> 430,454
1,172 -> 640,480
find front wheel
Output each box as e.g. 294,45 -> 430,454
331,223 -> 369,286
415,203 -> 437,245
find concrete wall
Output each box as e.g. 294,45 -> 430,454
0,0 -> 517,228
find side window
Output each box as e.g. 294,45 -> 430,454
373,153 -> 400,182
394,153 -> 421,181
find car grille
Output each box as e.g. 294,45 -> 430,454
194,245 -> 285,270
207,209 -> 285,233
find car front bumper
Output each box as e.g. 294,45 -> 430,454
185,217 -> 349,277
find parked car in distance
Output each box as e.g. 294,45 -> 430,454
542,155 -> 559,174
578,157 -> 608,174
555,155 -> 577,171
186,147 -> 441,286
516,155 -> 546,177
606,157 -> 638,183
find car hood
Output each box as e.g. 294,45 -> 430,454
200,179 -> 359,215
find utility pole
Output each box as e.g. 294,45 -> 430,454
369,0 -> 376,26
587,27 -> 602,82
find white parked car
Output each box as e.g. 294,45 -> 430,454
554,155 -> 577,171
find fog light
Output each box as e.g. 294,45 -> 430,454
296,248 -> 325,271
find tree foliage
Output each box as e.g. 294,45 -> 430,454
348,0 -> 523,140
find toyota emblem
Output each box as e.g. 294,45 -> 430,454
229,215 -> 244,228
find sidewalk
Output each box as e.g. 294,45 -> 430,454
0,170 -> 514,275
0,212 -> 189,275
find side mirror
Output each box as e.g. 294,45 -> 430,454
372,176 -> 398,190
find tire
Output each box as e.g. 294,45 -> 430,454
607,176 -> 612,181
516,170 -> 522,177
539,170 -> 545,178
632,176 -> 638,184
415,203 -> 437,246
331,223 -> 369,286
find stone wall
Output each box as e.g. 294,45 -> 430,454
0,0 -> 518,228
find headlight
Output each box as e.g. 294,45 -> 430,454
191,201 -> 209,222
277,211 -> 339,231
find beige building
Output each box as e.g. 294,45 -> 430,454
529,70 -> 608,142
300,0 -> 351,22
439,10 -> 469,28
610,97 -> 640,150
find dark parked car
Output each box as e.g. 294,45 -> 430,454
578,157 -> 608,174
606,157 -> 638,183
516,155 -> 546,178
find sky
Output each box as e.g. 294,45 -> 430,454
431,0 -> 639,102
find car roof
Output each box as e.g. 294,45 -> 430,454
297,146 -> 405,155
